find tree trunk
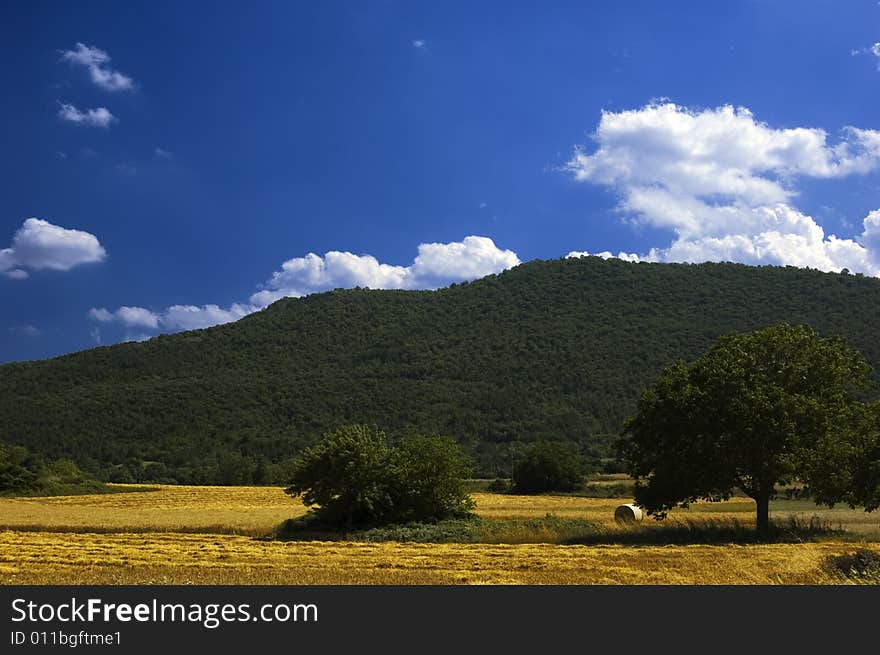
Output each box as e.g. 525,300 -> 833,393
755,491 -> 770,535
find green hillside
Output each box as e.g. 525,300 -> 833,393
2,256 -> 879,483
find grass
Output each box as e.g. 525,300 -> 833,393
2,530 -> 878,585
1,484 -> 878,585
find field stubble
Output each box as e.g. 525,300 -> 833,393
1,485 -> 877,585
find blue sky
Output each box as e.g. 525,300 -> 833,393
2,1 -> 880,362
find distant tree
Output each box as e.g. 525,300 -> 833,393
511,441 -> 584,494
0,442 -> 37,494
621,324 -> 879,533
285,425 -> 475,527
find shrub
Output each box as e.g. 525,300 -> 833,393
388,435 -> 475,523
285,425 -> 475,527
511,441 -> 584,494
487,477 -> 511,493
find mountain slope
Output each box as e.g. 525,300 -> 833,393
2,256 -> 879,482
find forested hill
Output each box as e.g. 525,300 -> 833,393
2,256 -> 880,484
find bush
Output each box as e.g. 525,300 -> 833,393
285,425 -> 475,527
388,435 -> 475,523
0,443 -> 37,494
487,477 -> 511,493
511,441 -> 583,494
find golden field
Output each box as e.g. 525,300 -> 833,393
1,485 -> 878,585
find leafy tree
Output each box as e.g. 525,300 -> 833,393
388,435 -> 475,522
621,324 -> 878,533
0,442 -> 37,494
511,441 -> 584,494
285,425 -> 476,527
285,425 -> 394,527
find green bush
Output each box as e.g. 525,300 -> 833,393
486,477 -> 511,493
285,425 -> 475,527
0,443 -> 37,494
388,435 -> 475,522
511,441 -> 583,494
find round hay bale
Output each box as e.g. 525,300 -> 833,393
614,503 -> 644,524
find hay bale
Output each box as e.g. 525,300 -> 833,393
614,503 -> 644,524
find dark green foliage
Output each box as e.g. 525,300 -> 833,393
285,425 -> 394,527
2,257 -> 880,483
511,441 -> 584,493
284,425 -> 475,527
0,442 -> 106,496
486,477 -> 511,493
388,435 -> 476,522
0,443 -> 37,494
621,324 -> 879,532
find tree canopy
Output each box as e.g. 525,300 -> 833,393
621,324 -> 880,533
511,441 -> 584,494
284,425 -> 475,527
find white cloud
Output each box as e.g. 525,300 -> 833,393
566,102 -> 880,276
154,147 -> 174,159
89,306 -> 159,329
60,43 -> 134,92
412,39 -> 427,49
1,218 -> 107,279
160,304 -> 256,331
409,236 -> 520,286
91,236 -> 520,335
250,235 -> 520,306
850,42 -> 880,70
58,103 -> 116,128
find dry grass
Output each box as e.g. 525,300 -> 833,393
1,530 -> 876,585
0,484 -> 305,536
1,485 -> 877,585
3,485 -> 875,536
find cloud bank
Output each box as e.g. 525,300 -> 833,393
566,102 -> 880,275
1,218 -> 107,279
90,235 -> 520,334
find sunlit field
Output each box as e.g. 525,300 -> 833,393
1,485 -> 878,585
3,531 -> 876,585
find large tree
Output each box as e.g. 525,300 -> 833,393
620,324 -> 879,533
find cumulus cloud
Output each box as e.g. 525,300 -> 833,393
250,235 -> 520,306
89,306 -> 159,329
1,218 -> 107,279
58,103 -> 116,127
91,235 -> 519,335
566,102 -> 880,275
161,304 -> 256,331
60,43 -> 134,92
412,39 -> 427,49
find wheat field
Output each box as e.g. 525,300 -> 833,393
1,485 -> 877,584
